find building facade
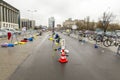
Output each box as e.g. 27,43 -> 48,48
48,17 -> 55,28
20,18 -> 35,30
0,0 -> 20,29
63,18 -> 77,28
57,24 -> 61,28
63,18 -> 86,29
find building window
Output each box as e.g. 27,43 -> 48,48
3,23 -> 5,27
6,8 -> 7,22
6,24 -> 8,27
3,7 -> 4,22
0,6 -> 1,21
30,21 -> 32,28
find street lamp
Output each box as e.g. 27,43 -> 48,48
27,10 -> 37,29
27,10 -> 37,16
52,21 -> 55,33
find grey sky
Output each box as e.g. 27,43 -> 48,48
4,0 -> 120,26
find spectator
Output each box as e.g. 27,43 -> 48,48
22,27 -> 27,38
54,33 -> 61,43
39,30 -> 42,36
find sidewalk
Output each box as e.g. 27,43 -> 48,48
0,32 -> 47,80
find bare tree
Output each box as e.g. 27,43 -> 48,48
76,20 -> 85,30
89,21 -> 95,30
101,12 -> 115,32
108,23 -> 120,31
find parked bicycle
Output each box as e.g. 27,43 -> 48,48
103,31 -> 120,47
78,31 -> 85,41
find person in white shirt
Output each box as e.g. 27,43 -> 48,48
22,27 -> 27,38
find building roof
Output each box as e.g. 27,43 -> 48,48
0,0 -> 19,12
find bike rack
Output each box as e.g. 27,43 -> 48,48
117,45 -> 120,55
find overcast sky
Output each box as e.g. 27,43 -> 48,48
4,0 -> 120,26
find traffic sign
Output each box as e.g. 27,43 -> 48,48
61,39 -> 65,49
72,25 -> 77,29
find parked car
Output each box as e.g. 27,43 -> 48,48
0,30 -> 7,38
6,28 -> 21,35
1,29 -> 14,34
115,30 -> 120,37
0,31 -> 3,38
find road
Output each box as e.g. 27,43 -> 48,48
8,32 -> 120,80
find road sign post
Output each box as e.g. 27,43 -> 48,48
61,39 -> 65,49
72,25 -> 77,34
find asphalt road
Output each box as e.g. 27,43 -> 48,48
8,32 -> 120,80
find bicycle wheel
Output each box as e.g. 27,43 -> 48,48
87,34 -> 94,41
95,35 -> 102,45
78,34 -> 83,42
103,39 -> 110,47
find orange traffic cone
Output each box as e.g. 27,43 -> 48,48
59,49 -> 68,63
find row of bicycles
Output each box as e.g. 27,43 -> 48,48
61,30 -> 120,54
77,30 -> 120,47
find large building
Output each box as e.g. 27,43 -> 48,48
63,18 -> 85,29
48,17 -> 55,28
57,24 -> 61,28
63,18 -> 77,28
20,18 -> 35,29
0,0 -> 20,29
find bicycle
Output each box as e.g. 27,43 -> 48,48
103,31 -> 120,47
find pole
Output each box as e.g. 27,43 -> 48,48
52,21 -> 55,36
27,10 -> 37,29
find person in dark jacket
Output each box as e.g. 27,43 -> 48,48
54,33 -> 60,43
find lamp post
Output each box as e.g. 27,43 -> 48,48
52,21 -> 55,34
50,17 -> 55,37
27,10 -> 37,29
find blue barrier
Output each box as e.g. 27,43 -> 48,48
28,37 -> 33,41
7,43 -> 14,47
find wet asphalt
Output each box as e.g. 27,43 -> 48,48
8,32 -> 120,80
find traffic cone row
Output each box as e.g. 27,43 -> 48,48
1,37 -> 35,48
1,43 -> 15,47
